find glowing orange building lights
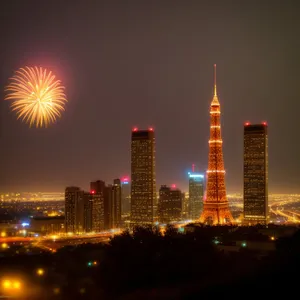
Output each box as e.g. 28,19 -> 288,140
199,65 -> 234,225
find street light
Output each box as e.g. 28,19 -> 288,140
36,268 -> 45,276
1,243 -> 8,249
1,278 -> 22,292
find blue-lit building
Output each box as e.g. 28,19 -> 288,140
188,172 -> 204,220
121,177 -> 131,215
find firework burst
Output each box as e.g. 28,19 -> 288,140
5,66 -> 67,127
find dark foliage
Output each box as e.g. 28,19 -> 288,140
0,225 -> 299,299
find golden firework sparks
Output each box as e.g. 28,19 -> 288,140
5,66 -> 67,127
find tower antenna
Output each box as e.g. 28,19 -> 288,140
192,164 -> 195,172
214,64 -> 217,97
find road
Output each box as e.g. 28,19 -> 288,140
0,232 -> 117,251
269,200 -> 300,223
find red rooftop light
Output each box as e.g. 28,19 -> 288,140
244,122 -> 250,126
262,121 -> 267,126
171,184 -> 176,189
132,127 -> 138,132
90,190 -> 95,194
148,127 -> 153,131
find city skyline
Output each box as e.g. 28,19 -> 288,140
0,2 -> 299,299
0,1 -> 300,193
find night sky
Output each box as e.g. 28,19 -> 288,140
0,0 -> 299,193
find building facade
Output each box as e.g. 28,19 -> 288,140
182,192 -> 189,220
188,172 -> 204,220
83,192 -> 93,232
90,180 -> 106,231
121,177 -> 131,215
112,179 -> 122,228
243,123 -> 268,224
158,185 -> 182,224
130,128 -> 156,227
65,187 -> 85,233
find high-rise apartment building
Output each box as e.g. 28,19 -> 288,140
121,177 -> 131,215
90,180 -> 106,231
89,179 -> 122,230
131,128 -> 156,227
243,123 -> 268,224
83,192 -> 93,232
104,185 -> 113,229
158,185 -> 182,223
182,192 -> 189,220
65,187 -> 85,233
188,172 -> 204,220
112,179 -> 122,228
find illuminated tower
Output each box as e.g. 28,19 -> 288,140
200,65 -> 234,224
131,128 -> 156,227
243,122 -> 268,224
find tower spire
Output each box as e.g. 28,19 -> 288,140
200,65 -> 234,225
214,64 -> 217,97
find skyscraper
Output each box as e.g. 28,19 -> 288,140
121,176 -> 131,215
243,123 -> 268,224
131,128 -> 156,227
182,192 -> 189,220
200,65 -> 234,224
83,192 -> 93,232
112,179 -> 122,228
90,180 -> 106,231
158,185 -> 182,224
65,187 -> 85,233
188,172 -> 204,220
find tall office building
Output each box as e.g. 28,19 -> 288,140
83,192 -> 93,232
90,180 -> 106,231
104,184 -> 113,229
200,65 -> 234,224
158,185 -> 182,223
188,172 -> 204,220
65,187 -> 85,233
243,122 -> 268,224
89,179 -> 122,230
121,176 -> 131,215
131,128 -> 156,227
112,179 -> 122,228
182,192 -> 189,220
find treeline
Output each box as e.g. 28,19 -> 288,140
0,225 -> 299,299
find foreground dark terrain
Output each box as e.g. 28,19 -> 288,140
0,225 -> 299,299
